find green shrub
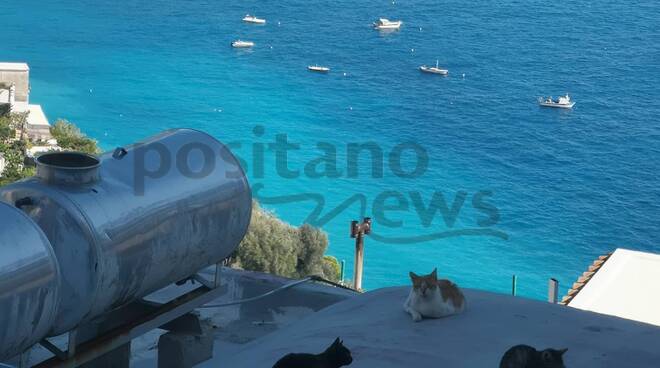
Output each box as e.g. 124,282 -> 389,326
233,202 -> 299,276
322,255 -> 341,282
50,120 -> 99,154
0,113 -> 20,142
1,116 -> 98,185
230,201 -> 339,282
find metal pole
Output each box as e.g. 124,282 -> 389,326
354,235 -> 364,290
213,262 -> 222,288
548,278 -> 559,304
350,218 -> 371,291
511,275 -> 517,296
340,260 -> 346,282
18,351 -> 30,368
67,329 -> 78,358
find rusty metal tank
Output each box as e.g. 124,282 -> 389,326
0,202 -> 60,361
0,129 -> 251,339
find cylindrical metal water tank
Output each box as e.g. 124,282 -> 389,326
0,202 -> 60,361
0,129 -> 251,336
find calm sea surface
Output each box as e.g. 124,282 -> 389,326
2,0 -> 659,299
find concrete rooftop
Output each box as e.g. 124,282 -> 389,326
219,286 -> 660,367
13,268 -> 660,367
569,248 -> 660,326
0,63 -> 29,72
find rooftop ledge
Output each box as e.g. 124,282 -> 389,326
0,62 -> 30,71
217,286 -> 660,368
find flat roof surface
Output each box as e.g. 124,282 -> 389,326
0,63 -> 29,72
26,104 -> 50,127
10,269 -> 660,367
12,103 -> 50,127
569,248 -> 660,326
17,268 -> 356,367
218,287 -> 660,367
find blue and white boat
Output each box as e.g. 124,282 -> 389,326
539,94 -> 575,108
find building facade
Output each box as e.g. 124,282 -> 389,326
0,62 -> 53,141
0,62 -> 29,104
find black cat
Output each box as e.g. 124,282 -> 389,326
273,337 -> 353,368
500,344 -> 567,368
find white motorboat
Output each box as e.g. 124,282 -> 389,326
419,60 -> 448,75
308,65 -> 330,73
243,14 -> 266,24
539,94 -> 575,108
231,40 -> 254,48
373,18 -> 402,30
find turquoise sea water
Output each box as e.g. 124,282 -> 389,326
2,0 -> 659,300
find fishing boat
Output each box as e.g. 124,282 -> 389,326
243,14 -> 266,24
373,18 -> 402,30
538,94 -> 575,108
231,40 -> 254,48
308,65 -> 330,73
419,60 -> 448,75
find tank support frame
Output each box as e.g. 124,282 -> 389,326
32,264 -> 223,368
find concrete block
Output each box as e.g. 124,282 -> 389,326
79,343 -> 130,368
158,319 -> 214,368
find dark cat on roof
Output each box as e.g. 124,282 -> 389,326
500,344 -> 567,368
273,337 -> 353,368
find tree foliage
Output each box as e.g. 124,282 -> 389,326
50,120 -> 99,154
1,116 -> 98,185
230,201 -> 340,282
0,114 -> 30,185
0,113 -> 19,142
321,255 -> 341,282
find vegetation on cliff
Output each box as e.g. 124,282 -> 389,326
50,119 -> 99,154
0,112 -> 32,185
231,201 -> 340,282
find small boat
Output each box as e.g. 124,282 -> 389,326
419,60 -> 448,75
308,65 -> 330,73
538,94 -> 575,108
373,18 -> 402,30
231,40 -> 254,48
243,14 -> 266,24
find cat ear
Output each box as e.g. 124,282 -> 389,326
333,337 -> 341,346
430,268 -> 437,279
559,348 -> 568,355
409,271 -> 418,280
541,351 -> 552,362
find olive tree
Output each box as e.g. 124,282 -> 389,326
230,201 -> 340,282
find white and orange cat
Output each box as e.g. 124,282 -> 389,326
403,268 -> 466,322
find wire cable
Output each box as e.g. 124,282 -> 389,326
198,275 -> 358,309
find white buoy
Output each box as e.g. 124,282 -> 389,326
419,27 -> 422,31
462,73 -> 466,79
343,72 -> 347,76
411,48 -> 415,52
89,88 -> 93,93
